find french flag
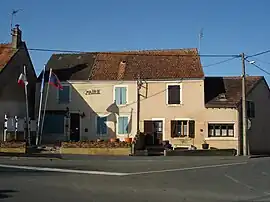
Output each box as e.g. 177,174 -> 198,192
49,72 -> 63,90
18,73 -> 28,86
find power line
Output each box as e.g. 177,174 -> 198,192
246,49 -> 270,58
245,59 -> 270,76
203,57 -> 240,68
253,58 -> 270,65
0,46 -> 240,58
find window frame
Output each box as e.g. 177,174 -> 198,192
43,113 -> 65,134
113,85 -> 128,106
95,115 -> 108,136
166,83 -> 182,106
117,115 -> 129,135
171,119 -> 195,138
247,100 -> 255,118
207,123 -> 235,139
57,84 -> 72,104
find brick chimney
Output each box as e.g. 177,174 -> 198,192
11,24 -> 22,49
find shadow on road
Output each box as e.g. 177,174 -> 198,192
0,190 -> 17,199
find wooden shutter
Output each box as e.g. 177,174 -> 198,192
188,120 -> 195,138
144,121 -> 153,134
171,120 -> 177,137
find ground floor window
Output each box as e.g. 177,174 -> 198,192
96,116 -> 107,135
118,116 -> 129,134
208,123 -> 234,137
171,120 -> 195,138
43,114 -> 65,134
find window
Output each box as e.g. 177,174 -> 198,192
247,101 -> 255,118
96,116 -> 107,135
118,116 -> 129,134
43,114 -> 64,133
171,120 -> 195,138
59,85 -> 71,104
167,85 -> 181,105
208,124 -> 234,137
114,86 -> 127,105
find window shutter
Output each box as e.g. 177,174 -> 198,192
188,120 -> 195,138
123,117 -> 128,133
171,121 -> 177,138
115,87 -> 121,105
101,117 -> 107,134
121,87 -> 127,104
118,117 -> 124,134
97,117 -> 101,134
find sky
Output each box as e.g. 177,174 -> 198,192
1,0 -> 270,83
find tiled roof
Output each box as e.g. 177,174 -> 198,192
0,43 -> 16,70
41,48 -> 204,81
205,76 -> 263,108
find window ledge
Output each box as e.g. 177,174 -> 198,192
172,137 -> 190,139
166,104 -> 183,107
205,137 -> 237,141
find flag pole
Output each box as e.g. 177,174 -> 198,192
36,65 -> 46,146
39,68 -> 52,145
23,65 -> 31,146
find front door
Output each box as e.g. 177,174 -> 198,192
70,113 -> 80,142
143,120 -> 163,145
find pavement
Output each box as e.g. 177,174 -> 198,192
0,156 -> 270,202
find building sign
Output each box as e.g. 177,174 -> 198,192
85,89 -> 101,95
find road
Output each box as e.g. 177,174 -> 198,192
0,156 -> 270,202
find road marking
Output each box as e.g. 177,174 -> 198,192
127,162 -> 247,175
0,164 -> 127,176
224,174 -> 254,190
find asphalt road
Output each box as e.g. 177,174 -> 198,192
0,156 -> 270,202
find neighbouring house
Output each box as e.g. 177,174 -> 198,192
37,49 -> 270,155
0,25 -> 37,141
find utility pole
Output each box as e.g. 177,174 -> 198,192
136,75 -> 142,134
241,53 -> 247,156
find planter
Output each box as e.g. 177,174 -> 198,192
60,148 -> 131,155
110,138 -> 116,142
202,143 -> 209,150
125,137 -> 132,143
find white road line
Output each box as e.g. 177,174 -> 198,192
224,174 -> 254,190
0,164 -> 128,176
127,162 -> 247,175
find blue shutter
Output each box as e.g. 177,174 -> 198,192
97,116 -> 107,135
118,117 -> 124,134
120,87 -> 127,104
101,117 -> 107,134
43,114 -> 64,134
118,117 -> 128,134
115,87 -> 121,105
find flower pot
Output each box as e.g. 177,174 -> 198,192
202,143 -> 209,150
125,137 -> 132,143
110,138 -> 116,143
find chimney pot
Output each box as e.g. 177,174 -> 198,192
11,24 -> 22,49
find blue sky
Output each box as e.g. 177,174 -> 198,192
1,0 -> 270,83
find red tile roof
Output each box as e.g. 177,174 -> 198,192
205,76 -> 263,108
0,43 -> 16,70
91,49 -> 204,80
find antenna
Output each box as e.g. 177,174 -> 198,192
198,28 -> 204,54
10,9 -> 23,32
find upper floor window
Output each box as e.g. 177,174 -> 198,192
114,86 -> 127,105
58,85 -> 71,104
247,101 -> 255,118
167,84 -> 181,105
